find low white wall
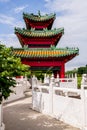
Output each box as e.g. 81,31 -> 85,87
57,78 -> 77,88
43,74 -> 77,88
32,74 -> 87,129
32,86 -> 84,128
4,84 -> 25,103
53,88 -> 82,128
0,104 -> 5,130
32,86 -> 50,114
32,74 -> 87,130
0,123 -> 5,130
4,77 -> 31,103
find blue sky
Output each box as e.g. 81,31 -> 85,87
0,0 -> 87,71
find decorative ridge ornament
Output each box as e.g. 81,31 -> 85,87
38,10 -> 41,17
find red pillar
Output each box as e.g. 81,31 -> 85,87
60,63 -> 65,78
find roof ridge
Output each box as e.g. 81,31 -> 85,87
23,12 -> 56,21
13,47 -> 79,52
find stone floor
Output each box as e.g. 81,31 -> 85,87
3,97 -> 80,130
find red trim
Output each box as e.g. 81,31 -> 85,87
24,17 -> 54,30
22,60 -> 64,66
16,33 -> 62,47
22,60 -> 65,78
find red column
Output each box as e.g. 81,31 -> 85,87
53,70 -> 60,78
60,63 -> 65,78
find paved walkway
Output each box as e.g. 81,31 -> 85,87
3,97 -> 80,130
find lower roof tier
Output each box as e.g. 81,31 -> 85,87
13,47 -> 79,63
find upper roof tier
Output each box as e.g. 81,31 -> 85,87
23,11 -> 56,30
15,27 -> 64,47
13,46 -> 79,63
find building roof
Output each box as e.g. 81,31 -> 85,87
23,11 -> 56,22
13,46 -> 79,59
15,27 -> 64,37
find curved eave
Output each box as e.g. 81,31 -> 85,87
23,12 -> 56,22
23,17 -> 55,30
15,33 -> 24,47
15,28 -> 64,37
13,48 -> 79,62
64,53 -> 78,63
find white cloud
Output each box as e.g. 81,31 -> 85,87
45,0 -> 87,15
45,0 -> 87,70
44,0 -> 51,2
0,14 -> 25,48
0,34 -> 21,48
0,14 -> 25,27
14,5 -> 28,13
0,14 -> 15,25
0,3 -> 28,48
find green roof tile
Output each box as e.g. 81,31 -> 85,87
13,47 -> 79,58
23,12 -> 56,22
15,27 -> 64,37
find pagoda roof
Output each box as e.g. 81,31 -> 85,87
13,47 -> 79,61
23,12 -> 56,22
15,27 -> 64,37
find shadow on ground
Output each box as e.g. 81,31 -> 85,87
3,97 -> 80,130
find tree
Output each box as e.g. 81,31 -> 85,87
0,44 -> 29,103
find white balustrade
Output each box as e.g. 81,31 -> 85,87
32,74 -> 87,129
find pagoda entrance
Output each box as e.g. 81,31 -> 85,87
30,66 -> 64,78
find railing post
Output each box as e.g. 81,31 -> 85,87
81,74 -> 87,130
56,74 -> 60,87
68,74 -> 70,78
0,98 -> 5,130
44,74 -> 50,84
49,74 -> 55,115
44,73 -> 47,83
75,73 -> 77,88
32,75 -> 37,109
72,73 -> 73,78
32,75 -> 37,88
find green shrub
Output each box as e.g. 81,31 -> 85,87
77,76 -> 82,89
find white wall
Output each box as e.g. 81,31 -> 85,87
53,89 -> 82,128
4,77 -> 31,103
32,86 -> 50,114
32,75 -> 87,129
32,86 -> 83,128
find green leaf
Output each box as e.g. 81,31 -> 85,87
0,44 -> 29,102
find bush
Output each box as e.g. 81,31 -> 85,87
0,44 -> 29,103
77,76 -> 82,89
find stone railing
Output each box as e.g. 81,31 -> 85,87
0,76 -> 31,130
4,77 -> 31,103
41,73 -> 77,88
32,74 -> 87,130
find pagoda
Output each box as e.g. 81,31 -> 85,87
13,11 -> 79,78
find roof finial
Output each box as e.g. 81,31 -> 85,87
38,10 -> 41,17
